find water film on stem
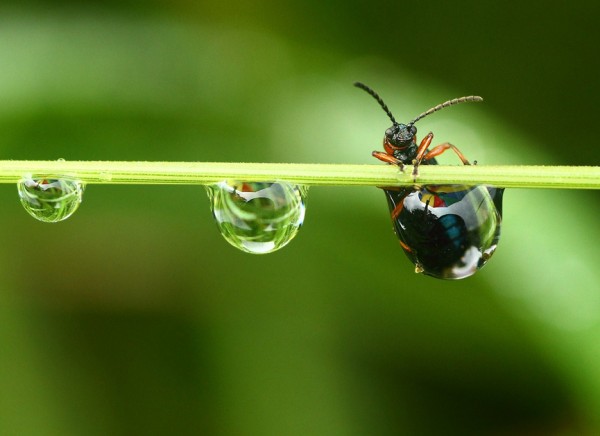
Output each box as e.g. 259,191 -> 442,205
206,181 -> 308,254
17,176 -> 85,223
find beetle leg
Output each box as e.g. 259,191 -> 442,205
372,151 -> 405,171
412,132 -> 434,177
414,132 -> 434,162
422,142 -> 471,165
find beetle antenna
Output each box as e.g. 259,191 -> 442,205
354,82 -> 397,125
409,96 -> 483,126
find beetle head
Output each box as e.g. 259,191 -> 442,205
385,123 -> 417,148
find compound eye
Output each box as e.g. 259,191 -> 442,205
385,126 -> 395,138
409,125 -> 417,135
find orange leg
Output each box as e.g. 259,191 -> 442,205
412,133 -> 434,177
423,142 -> 471,165
372,151 -> 405,171
414,132 -> 434,163
412,140 -> 471,177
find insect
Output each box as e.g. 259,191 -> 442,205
355,82 -> 504,279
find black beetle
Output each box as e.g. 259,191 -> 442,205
355,82 -> 504,279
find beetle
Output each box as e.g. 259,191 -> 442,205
355,82 -> 504,279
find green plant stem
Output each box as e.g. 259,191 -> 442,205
0,160 -> 598,189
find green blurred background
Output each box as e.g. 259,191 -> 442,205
1,1 -> 600,435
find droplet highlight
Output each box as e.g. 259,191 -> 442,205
207,181 -> 307,254
18,177 -> 85,223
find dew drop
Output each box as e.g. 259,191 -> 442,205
384,185 -> 504,279
18,177 -> 85,223
207,181 -> 307,254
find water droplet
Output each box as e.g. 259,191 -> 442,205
384,185 -> 504,279
207,181 -> 307,254
18,177 -> 85,223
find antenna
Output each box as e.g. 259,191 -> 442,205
354,82 -> 397,125
409,96 -> 483,125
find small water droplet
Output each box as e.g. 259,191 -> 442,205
57,158 -> 66,162
18,177 -> 85,223
207,181 -> 307,254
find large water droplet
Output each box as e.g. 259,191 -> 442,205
384,185 -> 504,279
207,181 -> 307,254
18,177 -> 85,223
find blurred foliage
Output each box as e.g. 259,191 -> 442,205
0,1 -> 599,435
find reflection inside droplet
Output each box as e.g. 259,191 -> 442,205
18,177 -> 85,223
207,181 -> 307,254
384,185 -> 504,279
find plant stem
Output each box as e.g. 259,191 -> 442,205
0,160 -> 598,189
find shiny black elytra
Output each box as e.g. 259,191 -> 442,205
355,82 -> 504,279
